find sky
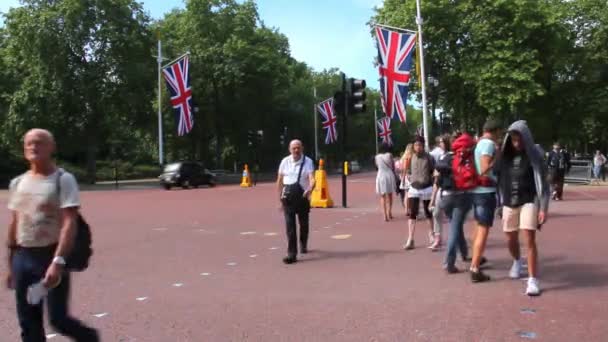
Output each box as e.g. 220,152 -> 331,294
0,0 -> 383,87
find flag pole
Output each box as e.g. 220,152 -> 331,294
157,34 -> 164,167
415,0 -> 430,150
313,87 -> 319,161
374,100 -> 379,155
372,22 -> 418,35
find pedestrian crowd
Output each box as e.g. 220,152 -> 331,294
370,118 -> 578,297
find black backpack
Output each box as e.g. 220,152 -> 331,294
435,152 -> 455,191
56,170 -> 93,272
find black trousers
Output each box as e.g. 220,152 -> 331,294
549,169 -> 565,199
283,200 -> 310,257
12,246 -> 99,342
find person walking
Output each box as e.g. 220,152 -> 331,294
399,144 -> 414,214
431,133 -> 476,273
547,142 -> 570,200
593,150 -> 606,184
375,143 -> 397,222
496,121 -> 550,296
429,135 -> 450,250
277,140 -> 315,265
470,118 -> 503,283
5,129 -> 99,342
403,137 -> 435,250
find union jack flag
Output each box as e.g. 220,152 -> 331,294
317,98 -> 338,144
375,26 -> 417,123
162,55 -> 194,136
377,116 -> 393,146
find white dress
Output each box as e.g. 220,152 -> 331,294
375,153 -> 396,195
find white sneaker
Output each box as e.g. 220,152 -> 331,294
509,259 -> 522,279
526,278 -> 541,296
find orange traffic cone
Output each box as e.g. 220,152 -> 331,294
310,159 -> 333,208
240,164 -> 252,188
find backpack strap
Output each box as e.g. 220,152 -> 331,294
296,157 -> 306,184
55,168 -> 64,202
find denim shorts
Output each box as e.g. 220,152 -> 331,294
472,192 -> 497,228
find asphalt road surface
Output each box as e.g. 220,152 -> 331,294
0,173 -> 607,341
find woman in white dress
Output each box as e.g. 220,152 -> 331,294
375,143 -> 397,222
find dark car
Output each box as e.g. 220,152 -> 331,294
159,162 -> 216,190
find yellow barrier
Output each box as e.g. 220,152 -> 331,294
310,159 -> 333,208
240,164 -> 252,188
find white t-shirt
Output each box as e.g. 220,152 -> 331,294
8,169 -> 80,247
278,155 -> 315,190
430,147 -> 445,163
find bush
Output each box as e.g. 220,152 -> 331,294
0,149 -> 27,188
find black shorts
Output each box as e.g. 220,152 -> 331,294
408,197 -> 432,220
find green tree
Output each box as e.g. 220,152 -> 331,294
1,0 -> 155,182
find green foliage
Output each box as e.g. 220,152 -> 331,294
373,0 -> 608,151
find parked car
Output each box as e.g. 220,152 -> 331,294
159,162 -> 216,190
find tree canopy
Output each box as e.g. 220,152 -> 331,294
373,0 -> 608,151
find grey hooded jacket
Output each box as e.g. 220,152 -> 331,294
496,120 -> 550,213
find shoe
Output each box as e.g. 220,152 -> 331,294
428,232 -> 435,245
526,278 -> 541,296
403,239 -> 415,250
446,265 -> 460,274
282,256 -> 297,264
301,246 -> 308,254
428,240 -> 442,251
462,256 -> 472,262
470,270 -> 491,283
509,259 -> 522,279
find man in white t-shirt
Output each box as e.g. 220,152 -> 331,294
5,129 -> 99,341
277,140 -> 315,264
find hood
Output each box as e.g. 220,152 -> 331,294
501,120 -> 540,163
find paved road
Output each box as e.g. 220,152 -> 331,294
0,173 -> 606,341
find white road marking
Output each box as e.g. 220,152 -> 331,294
331,234 -> 352,240
172,283 -> 184,287
269,247 -> 279,250
200,272 -> 211,276
264,232 -> 278,236
136,297 -> 148,301
93,312 -> 108,318
249,254 -> 258,258
240,231 -> 257,235
227,262 -> 237,266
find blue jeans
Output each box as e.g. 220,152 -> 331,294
441,192 -> 472,268
12,246 -> 99,342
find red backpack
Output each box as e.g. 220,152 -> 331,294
451,134 -> 479,191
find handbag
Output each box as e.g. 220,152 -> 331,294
281,158 -> 306,206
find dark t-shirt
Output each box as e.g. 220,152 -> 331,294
503,152 -> 536,207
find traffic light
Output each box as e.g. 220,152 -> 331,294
333,91 -> 345,116
348,78 -> 366,113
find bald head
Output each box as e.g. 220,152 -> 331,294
23,128 -> 56,165
289,139 -> 303,159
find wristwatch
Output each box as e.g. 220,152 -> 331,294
52,256 -> 66,266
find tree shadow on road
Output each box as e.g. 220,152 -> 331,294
540,262 -> 608,293
301,249 -> 402,262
